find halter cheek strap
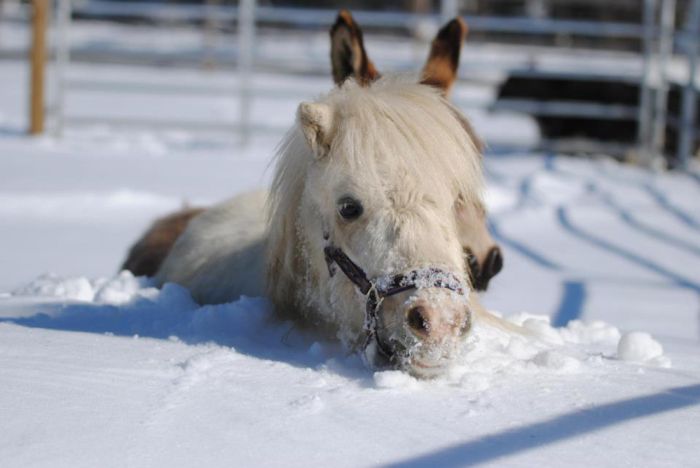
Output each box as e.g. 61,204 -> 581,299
323,245 -> 468,359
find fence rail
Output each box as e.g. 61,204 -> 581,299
73,0 -> 651,40
43,0 -> 700,169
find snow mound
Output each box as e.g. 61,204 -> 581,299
12,273 -> 96,302
13,271 -> 158,304
10,271 -> 265,343
2,272 -> 671,385
617,332 -> 670,367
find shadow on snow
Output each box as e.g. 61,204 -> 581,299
388,383 -> 700,467
0,283 -> 367,379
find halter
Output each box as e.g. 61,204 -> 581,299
323,245 -> 468,362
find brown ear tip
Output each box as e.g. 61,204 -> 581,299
337,9 -> 355,26
456,17 -> 469,37
441,17 -> 468,40
330,10 -> 352,37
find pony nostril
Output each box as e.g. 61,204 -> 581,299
407,306 -> 431,336
487,247 -> 503,278
477,247 -> 503,291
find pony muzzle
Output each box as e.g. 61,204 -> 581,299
324,244 -> 472,375
371,288 -> 473,376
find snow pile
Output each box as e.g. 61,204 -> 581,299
13,271 -> 156,303
617,331 -> 669,366
6,272 -> 671,387
6,272 -> 356,370
12,273 -> 97,302
11,272 -> 265,342
433,314 -> 622,389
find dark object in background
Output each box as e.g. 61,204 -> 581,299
495,71 -> 700,166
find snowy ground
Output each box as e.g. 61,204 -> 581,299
1,29 -> 700,467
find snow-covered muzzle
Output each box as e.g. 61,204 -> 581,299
324,245 -> 471,378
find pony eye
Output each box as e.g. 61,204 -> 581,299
337,197 -> 363,221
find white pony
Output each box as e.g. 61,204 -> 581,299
122,12 -> 503,292
156,75 -> 504,377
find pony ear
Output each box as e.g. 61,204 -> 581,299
420,17 -> 468,97
330,10 -> 380,86
298,102 -> 334,158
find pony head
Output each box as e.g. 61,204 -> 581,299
268,78 -> 485,377
329,10 -> 503,291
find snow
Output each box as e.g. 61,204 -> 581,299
2,21 -> 700,466
617,332 -> 667,365
1,270 -> 695,467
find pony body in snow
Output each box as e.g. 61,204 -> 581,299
156,77 -> 494,377
124,12 -> 503,293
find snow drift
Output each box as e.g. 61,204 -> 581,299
4,271 -> 671,387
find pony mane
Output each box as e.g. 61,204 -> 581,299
266,76 -> 484,316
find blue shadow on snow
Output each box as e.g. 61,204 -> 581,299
0,285 -> 367,379
551,280 -> 586,327
556,207 -> 700,294
388,383 -> 700,467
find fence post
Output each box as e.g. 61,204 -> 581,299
238,0 -> 255,145
677,0 -> 700,169
650,0 -> 675,165
0,0 -> 5,49
29,0 -> 49,135
54,0 -> 71,137
203,0 -> 220,68
637,0 -> 656,162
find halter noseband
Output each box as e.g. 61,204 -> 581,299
323,245 -> 468,362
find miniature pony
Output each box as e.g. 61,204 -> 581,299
123,11 -> 503,290
126,12 -> 508,377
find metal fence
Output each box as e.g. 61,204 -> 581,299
35,0 -> 700,169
